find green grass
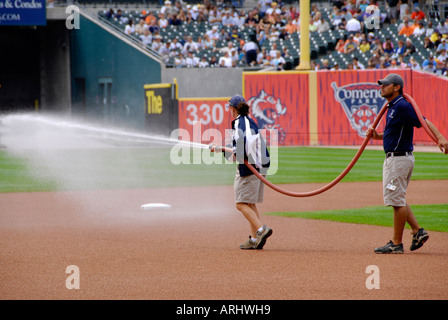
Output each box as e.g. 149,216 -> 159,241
267,204 -> 448,233
1,146 -> 447,192
2,146 -> 447,231
268,147 -> 448,184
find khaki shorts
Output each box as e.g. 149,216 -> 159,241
383,154 -> 415,207
234,167 -> 265,204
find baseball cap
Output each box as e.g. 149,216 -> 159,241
378,73 -> 404,88
228,94 -> 246,107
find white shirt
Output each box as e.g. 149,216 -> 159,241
219,55 -> 233,67
346,18 -> 361,33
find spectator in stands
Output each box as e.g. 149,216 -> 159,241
437,48 -> 448,62
344,34 -> 358,54
285,17 -> 297,34
426,21 -> 435,37
144,11 -> 157,25
386,0 -> 400,24
266,2 -> 281,17
317,17 -> 330,33
135,19 -> 148,34
391,40 -> 405,59
185,51 -> 199,67
268,42 -> 280,59
162,1 -> 178,17
148,19 -> 160,33
208,8 -> 222,26
151,35 -> 163,52
436,20 -> 448,35
140,29 -> 152,48
435,60 -> 447,75
309,19 -> 318,33
430,32 -> 443,47
335,38 -> 346,53
424,36 -> 435,50
270,50 -> 285,70
222,11 -> 235,27
105,8 -> 114,20
182,36 -> 198,55
157,13 -> 169,28
397,55 -> 408,68
370,37 -> 385,54
403,38 -> 416,57
359,38 -> 371,53
410,7 -> 425,21
383,38 -> 394,55
413,21 -> 425,36
209,55 -> 218,67
320,59 -> 331,70
437,39 -> 448,54
169,37 -> 182,52
331,7 -> 343,29
409,56 -> 421,70
354,32 -> 364,44
168,13 -> 182,26
203,34 -> 215,49
422,55 -> 437,72
387,59 -> 399,69
346,16 -> 361,34
258,0 -> 273,19
399,1 -> 410,21
245,10 -> 259,27
206,25 -> 220,41
159,40 -> 171,61
199,56 -> 209,68
367,32 -> 375,45
369,49 -> 382,66
229,27 -> 242,42
397,16 -> 409,33
214,40 -> 235,55
398,20 -> 415,37
219,51 -> 234,67
257,24 -> 270,46
124,19 -> 135,35
174,53 -> 186,68
234,10 -> 246,27
352,57 -> 365,69
242,34 -> 259,66
218,28 -> 231,42
331,62 -> 340,71
190,6 -> 200,21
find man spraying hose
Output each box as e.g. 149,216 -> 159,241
211,94 -> 273,250
367,73 -> 448,254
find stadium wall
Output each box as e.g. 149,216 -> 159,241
176,70 -> 447,147
70,14 -> 162,130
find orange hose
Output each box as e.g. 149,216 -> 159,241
222,94 -> 437,198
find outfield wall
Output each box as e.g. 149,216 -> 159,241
177,70 -> 447,147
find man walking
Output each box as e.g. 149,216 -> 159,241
367,74 -> 448,254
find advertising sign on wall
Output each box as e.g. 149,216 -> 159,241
243,72 -> 310,146
0,0 -> 46,26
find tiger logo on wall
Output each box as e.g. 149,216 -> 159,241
247,90 -> 287,144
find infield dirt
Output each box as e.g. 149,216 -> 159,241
1,180 -> 447,300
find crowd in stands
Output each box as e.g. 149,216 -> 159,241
102,0 -> 448,75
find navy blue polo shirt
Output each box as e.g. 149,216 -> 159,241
383,95 -> 422,153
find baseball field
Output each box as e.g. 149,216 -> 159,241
1,133 -> 447,301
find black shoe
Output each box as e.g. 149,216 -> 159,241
374,241 -> 404,254
410,228 -> 429,251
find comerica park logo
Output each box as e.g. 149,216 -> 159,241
331,82 -> 387,137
